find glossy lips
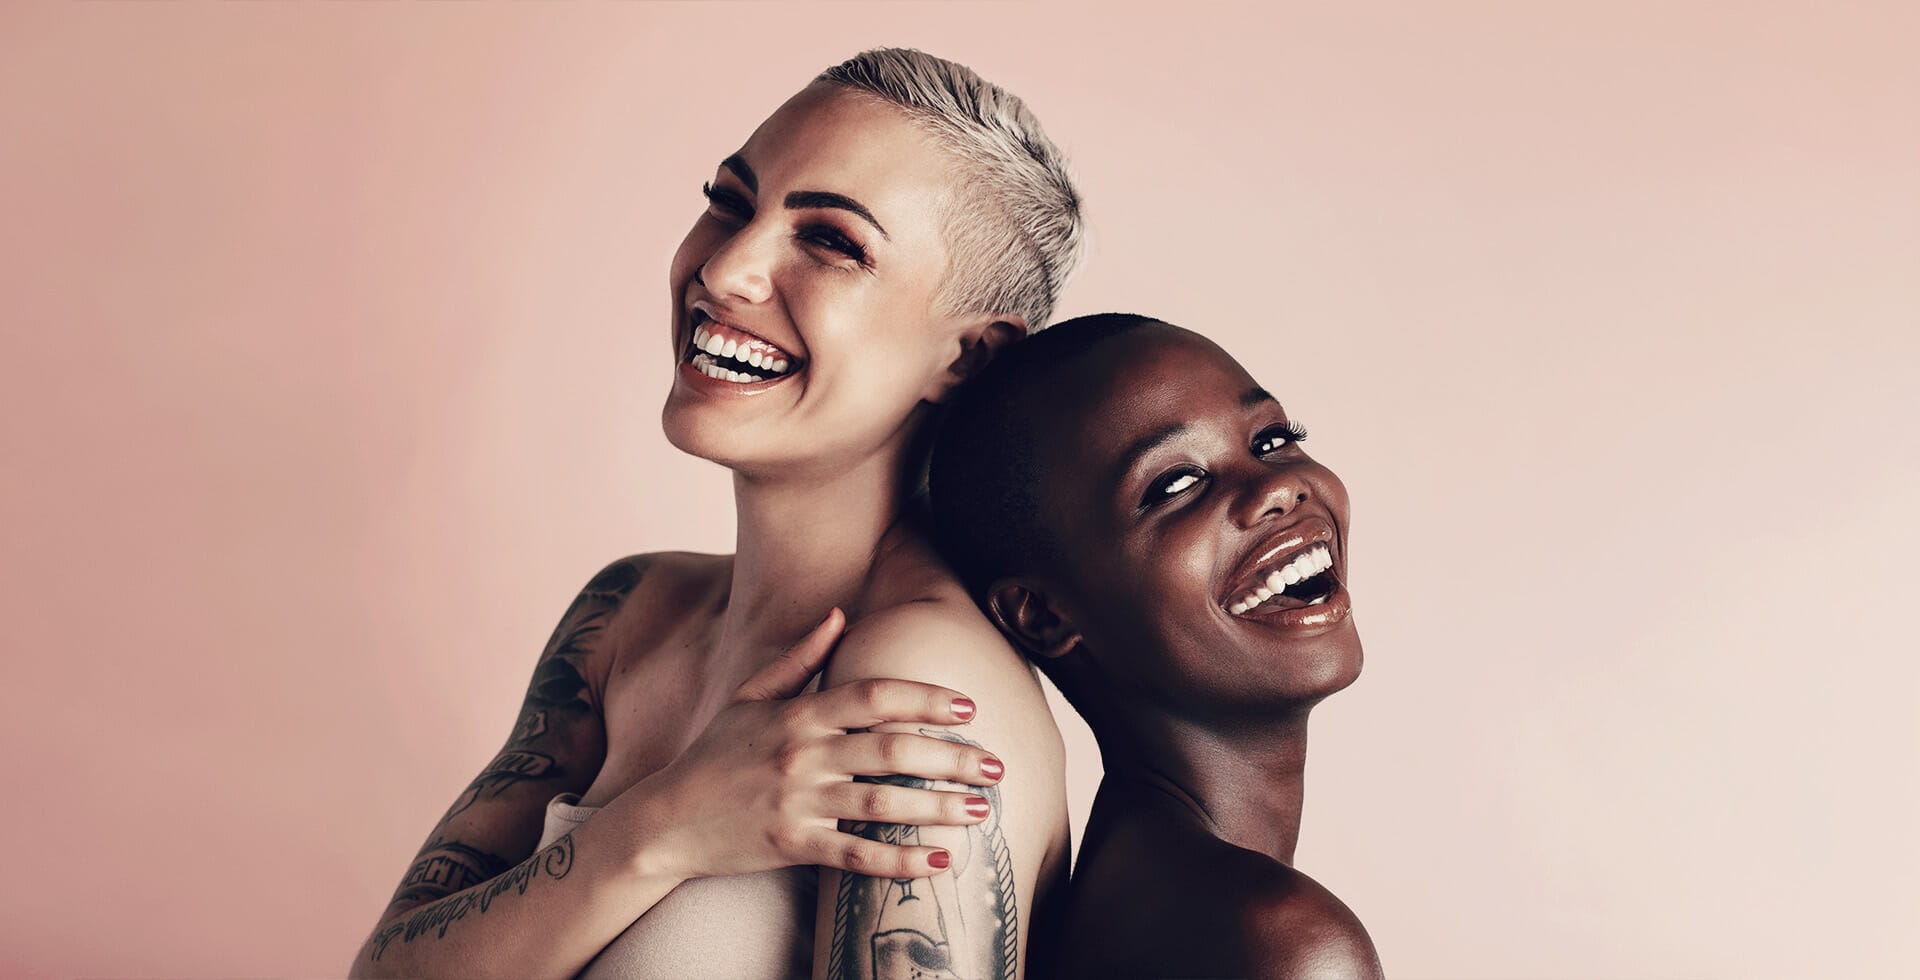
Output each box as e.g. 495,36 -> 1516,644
1219,519 -> 1352,630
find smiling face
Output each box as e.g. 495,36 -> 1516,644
663,84 -> 1006,478
1020,325 -> 1362,718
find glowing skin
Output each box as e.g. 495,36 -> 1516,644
353,79 -> 1057,980
1017,328 -> 1361,719
664,84 -> 1010,482
975,323 -> 1379,977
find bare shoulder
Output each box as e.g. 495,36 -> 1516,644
831,587 -> 1058,751
588,550 -> 729,663
1228,856 -> 1383,980
831,530 -> 1045,700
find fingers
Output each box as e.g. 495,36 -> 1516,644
798,677 -> 978,731
820,781 -> 993,829
806,828 -> 956,879
735,608 -> 845,702
830,732 -> 1004,786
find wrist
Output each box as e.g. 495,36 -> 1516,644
608,768 -> 695,883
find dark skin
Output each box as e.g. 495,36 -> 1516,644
986,324 -> 1383,979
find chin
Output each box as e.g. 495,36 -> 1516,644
660,392 -> 743,467
1267,622 -> 1366,705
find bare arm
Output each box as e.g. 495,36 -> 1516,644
349,558 -> 690,979
813,603 -> 1067,980
351,562 -> 1007,978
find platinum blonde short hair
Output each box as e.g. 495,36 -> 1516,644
817,48 -> 1083,331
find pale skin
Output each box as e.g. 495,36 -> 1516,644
347,83 -> 1067,979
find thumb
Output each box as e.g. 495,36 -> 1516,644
734,607 -> 845,702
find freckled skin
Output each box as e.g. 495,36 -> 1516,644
995,324 -> 1381,978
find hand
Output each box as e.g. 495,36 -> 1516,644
642,608 -> 1004,880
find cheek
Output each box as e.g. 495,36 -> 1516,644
1099,521 -> 1220,639
1312,465 -> 1352,525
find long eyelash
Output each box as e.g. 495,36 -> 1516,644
799,225 -> 869,265
1254,420 -> 1309,455
700,181 -> 749,217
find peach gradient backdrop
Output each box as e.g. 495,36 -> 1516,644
3,2 -> 1916,978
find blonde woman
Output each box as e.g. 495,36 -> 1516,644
349,49 -> 1081,980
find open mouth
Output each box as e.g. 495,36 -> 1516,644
1225,541 -> 1340,617
683,310 -> 804,384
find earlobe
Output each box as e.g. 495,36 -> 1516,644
928,316 -> 1029,404
985,581 -> 1080,660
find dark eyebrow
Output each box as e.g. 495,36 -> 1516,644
719,154 -> 756,194
1241,386 -> 1277,408
1113,421 -> 1191,486
784,191 -> 890,240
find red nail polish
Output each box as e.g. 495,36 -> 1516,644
965,796 -> 990,817
980,757 -> 1004,779
928,850 -> 951,869
950,697 -> 976,720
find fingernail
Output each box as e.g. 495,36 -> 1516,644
980,757 -> 1004,779
928,850 -> 951,869
950,697 -> 976,720
965,796 -> 990,818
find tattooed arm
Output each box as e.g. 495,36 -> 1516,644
812,601 -> 1069,980
348,557 -> 688,979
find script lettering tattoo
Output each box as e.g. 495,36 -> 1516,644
370,833 -> 576,961
827,730 -> 1018,980
389,839 -> 512,907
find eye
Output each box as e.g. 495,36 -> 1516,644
1142,467 -> 1208,508
700,181 -> 751,221
798,224 -> 869,265
1253,420 -> 1309,456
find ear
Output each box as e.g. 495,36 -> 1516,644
926,315 -> 1028,404
985,580 -> 1081,660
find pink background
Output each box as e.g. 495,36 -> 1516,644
3,2 -> 1916,978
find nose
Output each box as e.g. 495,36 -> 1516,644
696,223 -> 775,305
1230,463 -> 1310,529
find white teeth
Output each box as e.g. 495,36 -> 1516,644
1228,542 -> 1336,615
690,325 -> 797,378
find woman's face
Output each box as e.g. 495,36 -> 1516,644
1030,327 -> 1362,716
663,83 -> 984,476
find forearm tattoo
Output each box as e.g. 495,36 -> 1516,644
826,729 -> 1019,980
380,559 -> 645,922
369,833 -> 576,961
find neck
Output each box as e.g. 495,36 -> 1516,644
719,432 -> 922,659
1096,703 -> 1313,866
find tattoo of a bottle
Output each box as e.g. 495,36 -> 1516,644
827,729 -> 1017,980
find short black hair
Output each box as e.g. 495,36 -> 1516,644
929,312 -> 1166,598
